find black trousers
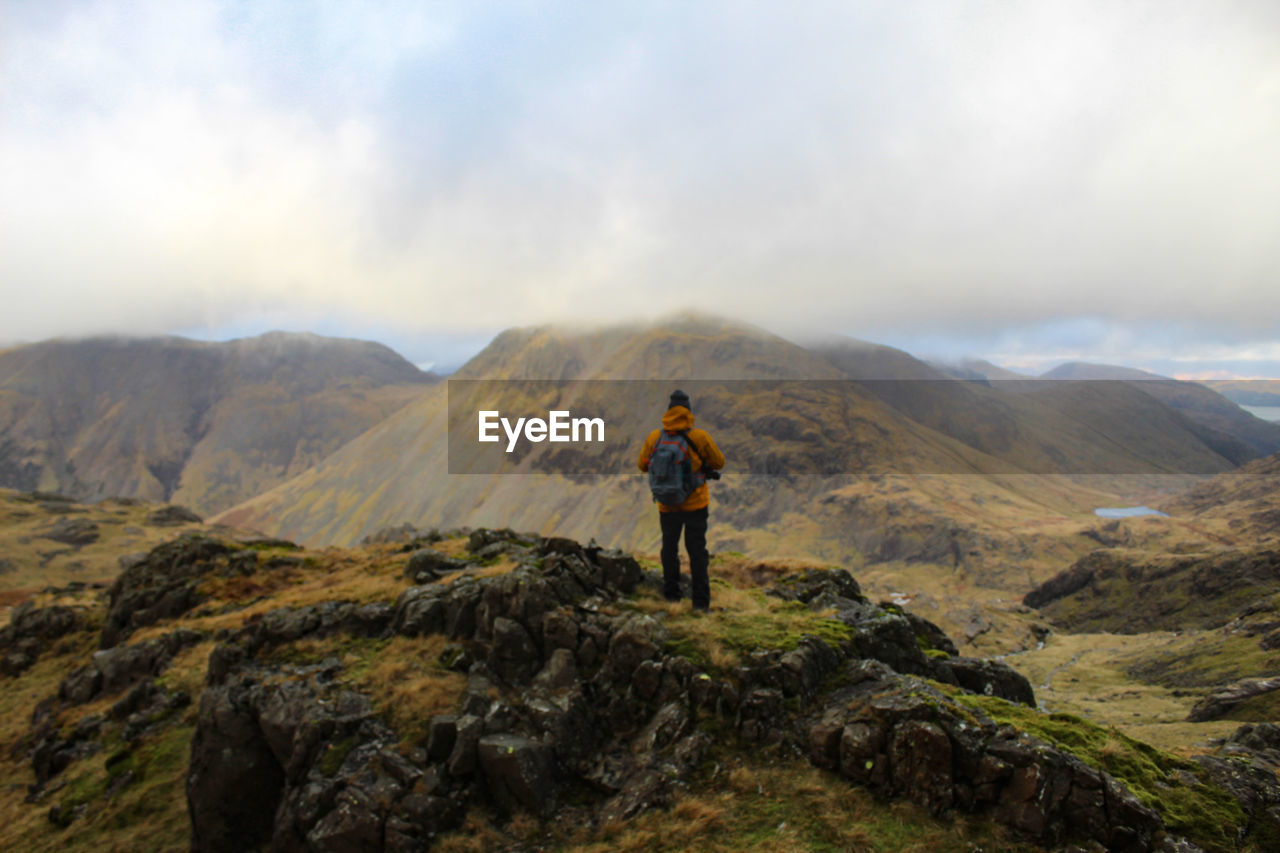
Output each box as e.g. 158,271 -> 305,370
659,507 -> 709,608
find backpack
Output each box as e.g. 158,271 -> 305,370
647,430 -> 704,506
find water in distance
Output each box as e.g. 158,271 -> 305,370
1094,506 -> 1169,519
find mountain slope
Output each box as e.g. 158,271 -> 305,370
811,338 -> 1246,477
1040,362 -> 1280,460
214,317 -> 1242,592
0,333 -> 434,514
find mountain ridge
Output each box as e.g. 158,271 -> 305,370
0,332 -> 436,514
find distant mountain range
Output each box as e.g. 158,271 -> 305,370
4,317 -> 1280,578
0,332 -> 435,514
209,317 -> 1280,580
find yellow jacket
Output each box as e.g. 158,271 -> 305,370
637,406 -> 725,512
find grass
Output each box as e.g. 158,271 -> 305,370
131,543 -> 417,642
627,579 -> 852,673
265,633 -> 467,749
999,630 -> 1246,752
433,753 -> 1035,852
1126,630 -> 1280,689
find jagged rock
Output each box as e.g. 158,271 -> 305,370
838,599 -> 937,678
770,566 -> 863,605
144,504 -> 202,526
393,580 -> 484,639
1187,678 -> 1280,722
1221,721 -> 1280,758
806,672 -> 1162,851
38,517 -> 100,546
898,607 -> 960,657
101,534 -> 237,647
403,548 -> 469,583
188,661 -> 462,853
489,617 -> 540,683
247,602 -> 392,649
939,657 -> 1036,707
0,602 -> 83,675
426,715 -> 457,761
534,648 -> 577,690
1194,725 -> 1280,851
477,734 -> 560,816
594,548 -> 643,591
605,614 -> 666,681
58,629 -> 202,706
447,714 -> 484,777
31,733 -> 103,786
168,529 -> 1188,851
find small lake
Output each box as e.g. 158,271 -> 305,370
1241,405 -> 1280,423
1094,506 -> 1169,519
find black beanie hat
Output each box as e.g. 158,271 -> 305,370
668,389 -> 691,411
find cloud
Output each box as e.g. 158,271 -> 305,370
3,1 -> 1280,360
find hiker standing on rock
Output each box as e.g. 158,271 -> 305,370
637,389 -> 725,611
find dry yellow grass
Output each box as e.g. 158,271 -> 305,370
346,635 -> 467,746
130,544 -> 416,643
432,756 -> 1034,853
1001,631 -> 1240,752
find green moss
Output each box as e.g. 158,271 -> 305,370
943,688 -> 1248,852
664,637 -> 714,672
713,594 -> 853,656
319,736 -> 356,776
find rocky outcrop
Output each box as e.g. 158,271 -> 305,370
1195,723 -> 1280,850
806,662 -> 1163,852
1187,678 -> 1280,722
1025,547 -> 1280,634
58,629 -> 204,706
187,661 -> 436,853
38,517 -> 100,546
186,531 -> 1074,852
0,601 -> 83,676
100,534 -> 254,647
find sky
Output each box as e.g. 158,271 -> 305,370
2,1 -> 1279,376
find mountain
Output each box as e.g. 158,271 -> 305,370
811,337 -> 1248,479
931,358 -> 1030,381
1041,362 -> 1168,381
1159,451 -> 1280,542
1040,361 -> 1280,461
217,317 -> 1261,598
1200,379 -> 1280,407
0,332 -> 435,514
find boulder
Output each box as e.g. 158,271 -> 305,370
1188,678 -> 1280,722
403,548 -> 469,584
101,534 -> 237,647
38,517 -> 100,547
477,734 -> 560,816
145,505 -> 202,526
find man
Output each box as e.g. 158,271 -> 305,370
637,389 -> 725,611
